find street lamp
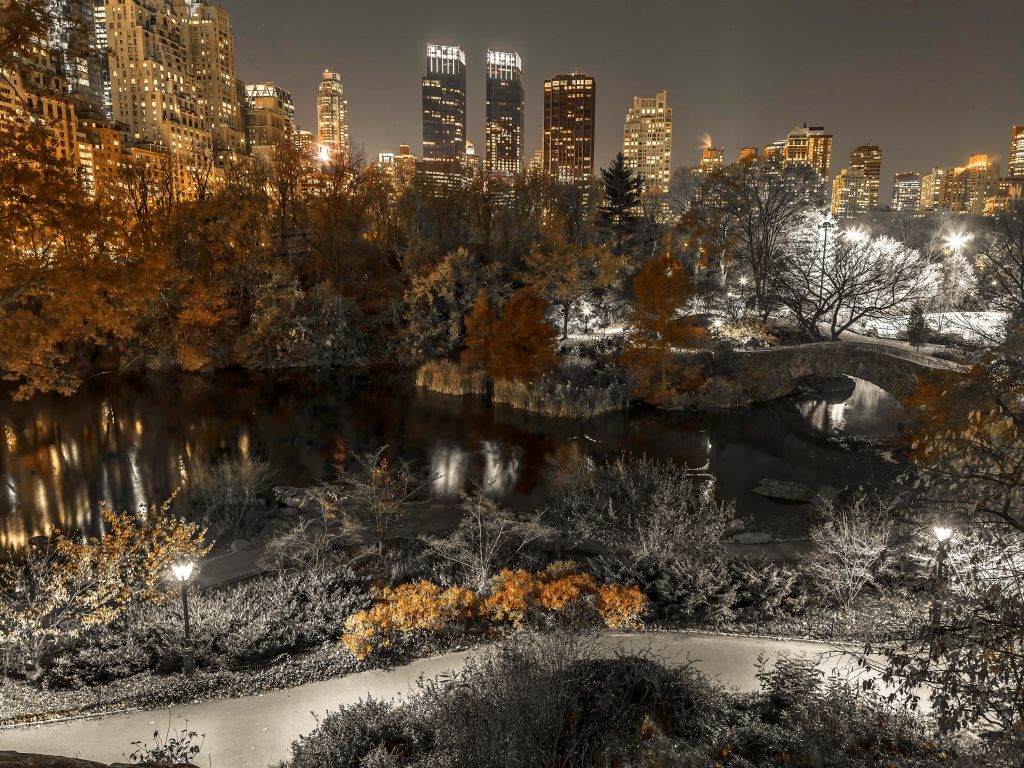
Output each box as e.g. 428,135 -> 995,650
929,526 -> 953,637
170,559 -> 196,676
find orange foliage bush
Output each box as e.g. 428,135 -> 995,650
340,563 -> 645,659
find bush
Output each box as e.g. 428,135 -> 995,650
38,567 -> 371,688
414,360 -> 487,396
283,636 -> 965,768
339,564 -> 645,661
183,455 -> 275,540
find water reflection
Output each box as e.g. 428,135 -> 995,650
0,370 -> 905,549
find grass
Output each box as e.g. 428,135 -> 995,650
415,360 -> 487,396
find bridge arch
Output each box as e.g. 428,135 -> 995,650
728,341 -> 959,402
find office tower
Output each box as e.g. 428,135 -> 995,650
484,50 -> 524,176
422,44 -> 466,161
46,1 -> 104,110
1010,125 -> 1024,178
891,172 -> 921,212
462,140 -> 484,179
186,1 -> 245,154
941,154 -> 1000,215
622,91 -> 671,193
849,144 -> 881,210
784,124 -> 832,179
244,83 -> 295,158
377,143 -> 418,188
317,69 -> 349,161
919,168 -> 946,212
105,0 -> 212,198
527,147 -> 544,174
831,167 -> 868,219
737,146 -> 759,163
543,72 -> 596,182
700,146 -> 724,173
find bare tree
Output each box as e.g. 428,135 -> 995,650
704,159 -> 823,321
978,200 -> 1024,335
185,456 -> 274,540
422,485 -> 554,592
805,495 -> 896,608
777,213 -> 934,340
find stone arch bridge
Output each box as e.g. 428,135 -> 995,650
726,341 -> 962,402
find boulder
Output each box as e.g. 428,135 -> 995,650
732,531 -> 773,545
725,518 -> 746,533
751,479 -> 815,503
229,537 -> 254,553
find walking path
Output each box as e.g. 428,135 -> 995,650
1,632 -> 888,768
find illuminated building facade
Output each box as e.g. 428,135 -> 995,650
700,145 -> 724,173
891,171 -> 921,212
919,168 -> 946,212
941,154 -> 1000,215
831,167 -> 868,219
317,69 -> 349,161
543,72 -> 595,182
244,82 -> 294,157
485,50 -> 524,176
376,143 -> 418,188
848,144 -> 881,210
422,44 -> 466,162
763,139 -> 786,165
293,127 -> 315,158
737,146 -> 759,163
784,123 -> 832,179
1009,125 -> 1024,178
622,91 -> 671,193
186,1 -> 245,154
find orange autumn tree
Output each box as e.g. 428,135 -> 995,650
0,496 -> 211,676
488,287 -> 558,382
460,288 -> 496,371
620,247 -> 706,403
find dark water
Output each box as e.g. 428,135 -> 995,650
0,369 -> 906,549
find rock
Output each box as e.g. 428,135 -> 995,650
725,518 -> 746,533
733,531 -> 773,545
230,537 -> 254,552
816,485 -> 842,502
751,479 -> 815,503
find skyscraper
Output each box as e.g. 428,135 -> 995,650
941,154 -> 1000,215
920,168 -> 946,212
622,91 -> 671,193
186,1 -> 245,154
422,44 -> 466,162
317,70 -> 349,162
485,50 -> 524,176
105,0 -> 212,198
543,72 -> 595,182
848,144 -> 881,210
831,167 -> 868,219
1010,125 -> 1024,178
891,172 -> 921,212
700,146 -> 724,173
737,146 -> 759,163
784,124 -> 832,180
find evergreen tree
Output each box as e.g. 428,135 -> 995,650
489,287 -> 557,382
460,288 -> 496,370
599,153 -> 644,256
906,301 -> 929,348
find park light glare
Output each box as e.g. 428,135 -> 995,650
944,231 -> 972,252
171,560 -> 195,582
933,525 -> 953,543
844,226 -> 869,243
738,276 -> 748,287
317,144 -> 331,163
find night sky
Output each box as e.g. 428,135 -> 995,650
220,0 -> 1022,203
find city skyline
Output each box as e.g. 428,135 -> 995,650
217,0 -> 1022,204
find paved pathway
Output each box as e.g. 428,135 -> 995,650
0,632 -> 883,768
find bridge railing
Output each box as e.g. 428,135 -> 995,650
734,340 -> 960,370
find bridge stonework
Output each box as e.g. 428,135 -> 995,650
728,341 -> 958,402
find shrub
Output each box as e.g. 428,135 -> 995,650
183,455 -> 274,540
339,564 -> 645,661
491,369 -> 631,418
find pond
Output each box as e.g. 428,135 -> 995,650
0,369 -> 907,549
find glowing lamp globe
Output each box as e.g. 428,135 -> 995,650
171,560 -> 195,583
933,526 -> 953,544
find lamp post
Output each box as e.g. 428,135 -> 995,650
170,559 -> 195,675
929,526 -> 953,657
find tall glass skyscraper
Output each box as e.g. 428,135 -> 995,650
317,69 -> 349,161
485,50 -> 523,176
422,44 -> 466,162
